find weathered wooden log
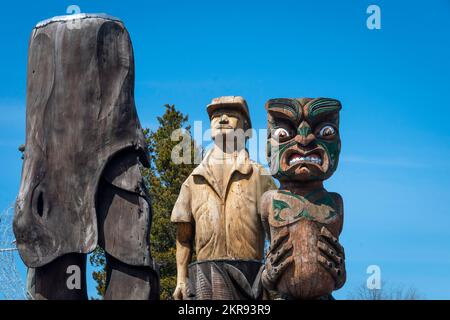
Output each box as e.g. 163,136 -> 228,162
13,13 -> 150,269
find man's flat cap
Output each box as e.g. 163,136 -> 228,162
206,96 -> 252,129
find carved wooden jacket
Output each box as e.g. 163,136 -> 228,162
171,149 -> 276,261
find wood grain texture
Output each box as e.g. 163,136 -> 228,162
97,150 -> 153,267
13,15 -> 149,268
187,260 -> 263,300
262,97 -> 346,299
172,98 -> 277,300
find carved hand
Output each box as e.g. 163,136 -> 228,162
173,281 -> 188,300
261,228 -> 294,290
317,226 -> 346,290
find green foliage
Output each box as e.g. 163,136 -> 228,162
159,275 -> 177,300
89,104 -> 200,300
89,247 -> 107,298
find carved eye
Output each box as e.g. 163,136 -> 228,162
318,125 -> 336,138
273,127 -> 290,140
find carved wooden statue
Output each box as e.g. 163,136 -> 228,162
13,14 -> 159,300
171,96 -> 276,300
261,98 -> 346,299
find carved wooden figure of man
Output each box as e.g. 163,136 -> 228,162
171,96 -> 276,300
13,14 -> 159,300
261,98 -> 346,299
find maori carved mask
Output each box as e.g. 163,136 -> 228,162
266,98 -> 342,182
13,15 -> 149,268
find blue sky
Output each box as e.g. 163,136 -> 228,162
1,0 -> 450,299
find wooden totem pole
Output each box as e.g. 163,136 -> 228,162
261,98 -> 346,299
13,14 -> 159,300
171,96 -> 276,300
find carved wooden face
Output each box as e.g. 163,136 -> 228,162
266,98 -> 341,182
210,108 -> 246,140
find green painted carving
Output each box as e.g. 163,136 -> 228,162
272,199 -> 290,221
297,124 -> 312,137
294,209 -> 314,220
308,98 -> 341,118
278,190 -> 305,202
262,97 -> 346,299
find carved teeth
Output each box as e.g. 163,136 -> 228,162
288,154 -> 322,166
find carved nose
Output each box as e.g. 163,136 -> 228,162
295,134 -> 315,146
219,115 -> 229,124
295,122 -> 315,146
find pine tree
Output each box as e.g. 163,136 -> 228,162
89,247 -> 107,298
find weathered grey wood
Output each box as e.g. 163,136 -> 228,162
28,253 -> 88,300
97,150 -> 153,267
104,253 -> 159,300
13,14 -> 159,300
14,14 -> 148,268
